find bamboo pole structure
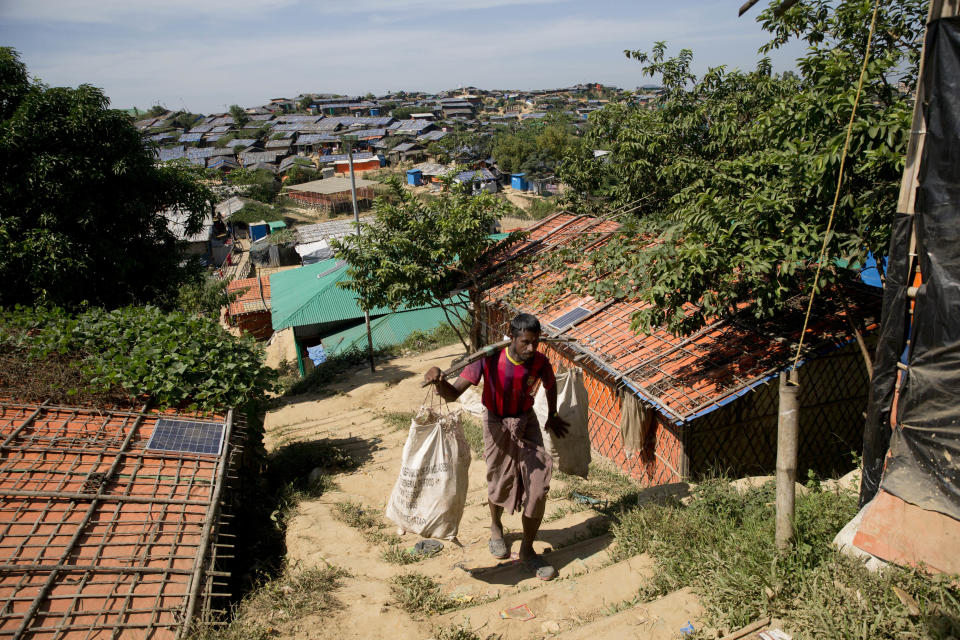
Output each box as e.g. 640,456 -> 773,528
775,370 -> 800,551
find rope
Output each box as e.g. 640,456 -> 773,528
791,0 -> 881,371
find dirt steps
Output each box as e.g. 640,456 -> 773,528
554,587 -> 703,640
264,343 -> 703,640
432,552 -> 657,639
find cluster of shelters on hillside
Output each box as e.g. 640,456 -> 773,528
139,83 -> 663,180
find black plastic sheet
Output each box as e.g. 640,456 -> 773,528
865,18 -> 960,520
860,213 -> 911,506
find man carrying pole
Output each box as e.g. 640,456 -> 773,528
423,313 -> 568,580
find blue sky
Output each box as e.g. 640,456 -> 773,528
0,0 -> 805,114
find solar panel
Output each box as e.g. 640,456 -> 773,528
147,419 -> 225,456
549,306 -> 592,331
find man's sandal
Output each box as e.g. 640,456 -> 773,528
523,554 -> 557,581
488,538 -> 509,559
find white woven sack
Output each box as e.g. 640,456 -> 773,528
534,368 -> 591,478
385,404 -> 471,540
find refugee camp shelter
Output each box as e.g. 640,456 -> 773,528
226,275 -> 273,340
320,307 -> 452,357
0,401 -> 240,637
270,259 -> 463,375
283,176 -> 378,215
293,217 -> 371,265
478,213 -> 881,487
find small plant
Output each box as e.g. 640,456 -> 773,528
389,573 -> 457,617
460,415 -> 484,459
332,500 -> 402,547
380,411 -> 415,431
381,544 -> 432,565
189,564 -> 350,639
434,622 -> 484,640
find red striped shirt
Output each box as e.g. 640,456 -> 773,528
460,349 -> 555,417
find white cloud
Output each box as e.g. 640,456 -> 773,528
0,0 -> 569,24
12,4 -> 801,113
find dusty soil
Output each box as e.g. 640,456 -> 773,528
260,343 -> 702,639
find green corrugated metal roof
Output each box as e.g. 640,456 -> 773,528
268,220 -> 287,231
321,306 -> 452,356
270,259 -> 436,331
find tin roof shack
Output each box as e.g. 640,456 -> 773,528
166,210 -> 230,267
0,401 -> 240,638
478,213 -> 881,487
270,259 -> 461,376
284,177 -> 378,215
227,275 -> 273,340
293,217 -> 370,265
387,142 -> 425,164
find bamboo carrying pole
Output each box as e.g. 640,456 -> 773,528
419,337 -> 575,387
775,370 -> 800,551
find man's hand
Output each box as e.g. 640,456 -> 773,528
544,414 -> 569,438
423,366 -> 443,386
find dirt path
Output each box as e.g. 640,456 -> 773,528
262,344 -> 701,639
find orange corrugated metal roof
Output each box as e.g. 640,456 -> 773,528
227,275 -> 271,316
484,213 -> 881,424
0,402 -> 233,639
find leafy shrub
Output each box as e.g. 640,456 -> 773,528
1,305 -> 277,411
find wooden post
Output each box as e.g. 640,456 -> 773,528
776,369 -> 800,551
345,136 -> 376,375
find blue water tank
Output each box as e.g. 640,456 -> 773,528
249,222 -> 268,242
511,173 -> 528,191
406,169 -> 423,186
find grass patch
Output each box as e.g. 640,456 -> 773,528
188,564 -> 349,640
381,543 -> 441,565
461,414 -> 484,459
332,500 -> 403,548
434,623 -> 484,640
551,459 -> 641,508
380,410 -> 415,431
389,573 -> 460,617
609,478 -> 960,639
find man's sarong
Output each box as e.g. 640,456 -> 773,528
482,409 -> 553,519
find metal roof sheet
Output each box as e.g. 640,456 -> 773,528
295,133 -> 339,144
284,176 -> 378,194
294,217 -> 371,244
269,259 -> 404,330
178,132 -> 203,142
482,212 -> 881,424
321,306 -> 451,356
417,130 -> 449,142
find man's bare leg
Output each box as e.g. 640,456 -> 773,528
488,502 -> 509,558
489,502 -> 505,540
517,515 -> 541,561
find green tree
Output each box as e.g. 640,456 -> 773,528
229,104 -> 249,128
332,176 -> 519,351
147,104 -> 167,117
172,110 -> 202,130
427,130 -> 491,164
552,0 -> 922,338
0,48 -> 214,308
227,167 -> 280,203
493,115 -> 580,178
